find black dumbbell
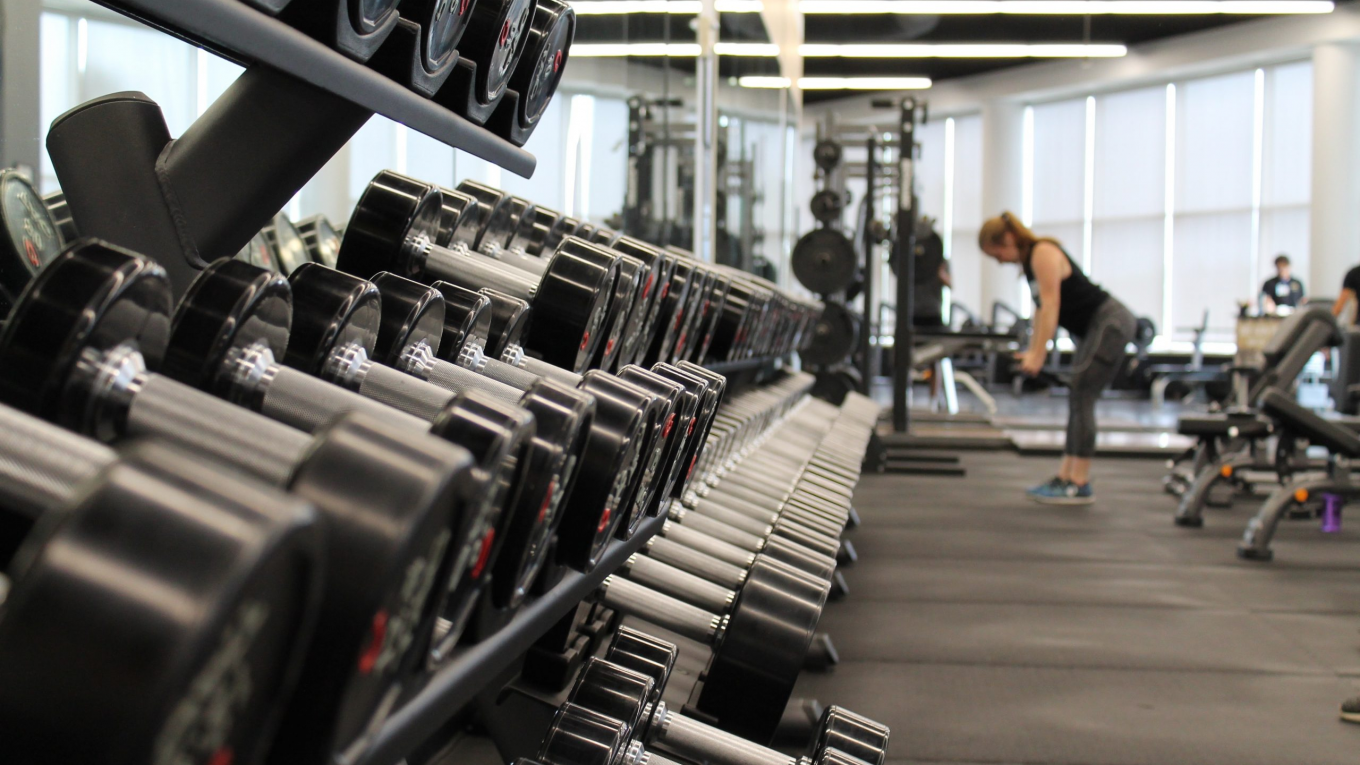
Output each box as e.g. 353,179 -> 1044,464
262,211 -> 313,275
566,655 -> 886,765
592,556 -> 826,742
367,0 -> 474,95
0,170 -> 64,318
296,213 -> 343,268
163,258 -> 546,662
486,0 -> 575,145
0,404 -> 322,765
446,182 -> 649,374
378,277 -> 686,553
280,0 -> 403,62
597,629 -> 888,758
0,242 -> 480,762
339,172 -> 615,374
239,230 -> 283,273
435,0 -> 539,124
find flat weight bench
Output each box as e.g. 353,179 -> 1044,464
1170,305 -> 1342,527
1237,390 -> 1360,561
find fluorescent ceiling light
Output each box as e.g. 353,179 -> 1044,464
799,43 -> 1128,57
570,1 -> 763,13
799,1 -> 1333,13
572,42 -> 779,56
714,42 -> 780,56
800,76 -> 933,89
572,43 -> 703,56
737,76 -> 933,89
738,76 -> 794,87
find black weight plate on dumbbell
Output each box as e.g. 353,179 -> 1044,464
490,378 -> 594,608
402,0 -> 476,73
164,258 -> 292,395
591,252 -> 643,373
433,281 -> 495,353
605,626 -> 677,706
0,242 -> 171,428
427,390 -> 535,663
643,260 -> 694,366
813,139 -> 842,172
811,366 -> 862,406
649,364 -> 716,498
809,189 -> 844,225
540,704 -> 628,765
462,0 -> 538,105
811,706 -> 891,765
792,228 -> 857,296
238,231 -> 282,273
511,0 -> 574,131
263,212 -> 314,276
705,279 -> 752,362
268,411 -> 474,763
456,181 -> 535,251
673,361 -> 726,447
283,263 -> 382,375
506,199 -> 552,253
435,188 -> 481,248
608,375 -> 668,540
617,366 -> 691,517
555,371 -> 646,571
569,657 -> 653,734
530,237 -> 617,372
0,442 -> 321,765
479,288 -> 531,358
697,557 -> 830,743
538,213 -> 579,256
0,171 -> 62,319
688,274 -> 729,364
370,272 -> 448,365
42,189 -> 79,243
801,302 -> 860,368
296,214 -> 344,268
337,171 -> 444,282
608,237 -> 673,366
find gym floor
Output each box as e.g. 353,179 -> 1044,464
799,449 -> 1360,765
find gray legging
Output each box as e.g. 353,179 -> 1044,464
1067,298 -> 1138,458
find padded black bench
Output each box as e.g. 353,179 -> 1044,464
1177,413 -> 1273,439
1259,390 -> 1360,457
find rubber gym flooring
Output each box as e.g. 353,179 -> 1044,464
799,450 -> 1360,765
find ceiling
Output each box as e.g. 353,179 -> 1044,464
572,2 -> 1350,102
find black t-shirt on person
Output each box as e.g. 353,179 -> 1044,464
1261,276 -> 1304,308
1344,266 -> 1360,324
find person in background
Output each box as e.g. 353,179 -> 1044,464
978,212 -> 1137,505
1332,263 -> 1360,325
1343,697 -> 1360,724
912,217 -> 951,406
1260,255 -> 1304,314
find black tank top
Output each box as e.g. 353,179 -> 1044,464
1022,240 -> 1109,338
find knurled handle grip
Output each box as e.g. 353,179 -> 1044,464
597,575 -> 719,644
519,355 -> 583,387
624,554 -> 734,613
690,498 -> 773,537
426,243 -> 538,302
128,374 -> 308,488
645,536 -> 745,590
661,522 -> 757,569
427,358 -> 526,407
649,708 -> 796,765
356,363 -> 458,422
0,404 -> 112,518
675,512 -> 765,553
261,366 -> 430,434
478,357 -> 545,391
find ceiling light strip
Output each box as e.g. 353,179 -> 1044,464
798,43 -> 1128,57
572,42 -> 778,56
737,76 -> 934,89
569,1 -> 763,13
799,1 -> 1333,14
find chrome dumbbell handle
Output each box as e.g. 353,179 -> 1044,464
597,576 -> 726,644
622,554 -> 735,613
0,404 -> 112,517
644,536 -> 747,590
649,702 -> 797,765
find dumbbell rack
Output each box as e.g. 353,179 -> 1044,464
90,0 -> 532,175
355,512 -> 668,765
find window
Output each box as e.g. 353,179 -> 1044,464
949,115 -> 984,318
1092,85 -> 1167,329
1028,98 -> 1087,269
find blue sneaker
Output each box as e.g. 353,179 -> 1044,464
1026,478 -> 1094,505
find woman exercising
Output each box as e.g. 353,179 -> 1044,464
979,212 -> 1137,504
